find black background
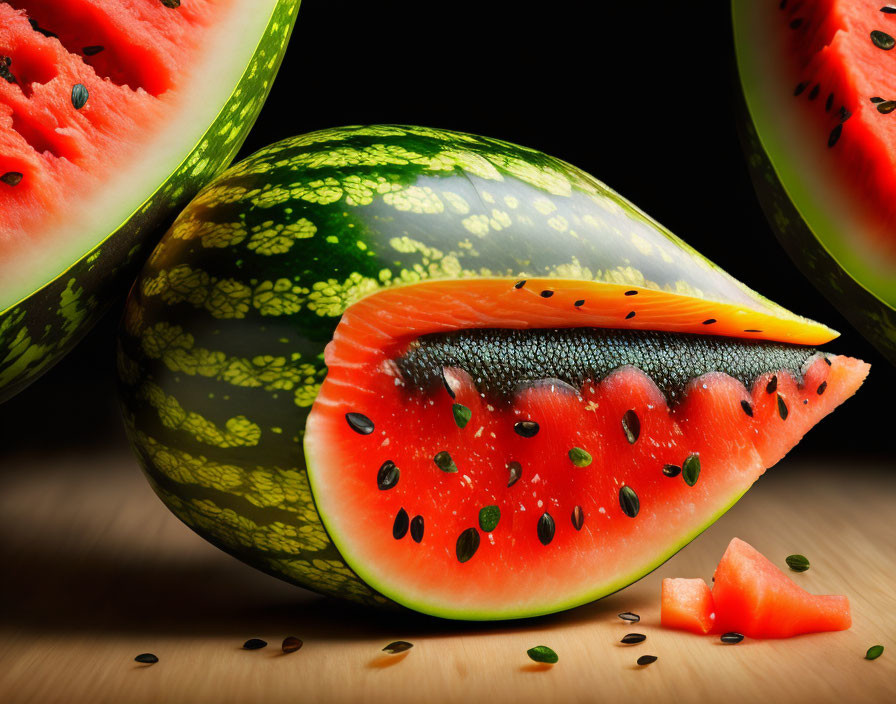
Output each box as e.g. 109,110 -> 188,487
1,0 -> 890,458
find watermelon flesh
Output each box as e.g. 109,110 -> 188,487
662,538 -> 851,638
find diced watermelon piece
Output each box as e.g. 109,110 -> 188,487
661,578 -> 715,635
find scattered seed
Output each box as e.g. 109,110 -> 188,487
514,280 -> 526,289
777,393 -> 789,420
456,527 -> 480,563
619,485 -> 640,518
345,412 -> 374,435
766,375 -> 778,394
741,400 -> 754,417
537,512 -> 556,545
452,403 -> 472,429
624,290 -> 638,296
826,93 -> 834,111
790,18 -> 804,30
865,645 -> 884,660
134,653 -> 158,664
721,632 -> 745,644
507,461 -> 522,487
377,460 -> 400,490
828,123 -> 843,147
662,464 -> 681,477
479,505 -> 501,532
434,450 -> 458,473
621,633 -> 647,644
793,81 -> 808,96
877,100 -> 896,114
637,655 -> 657,666
1,172 -> 23,186
282,637 -> 303,653
540,290 -> 554,298
243,638 -> 267,650
625,311 -> 636,319
621,409 -> 640,444
808,83 -> 820,100
393,508 -> 409,540
514,420 -> 540,438
871,96 -> 885,103
527,646 -> 558,664
619,612 -> 640,623
383,641 -> 413,654
161,0 -> 182,8
817,381 -> 827,395
82,45 -> 104,56
883,7 -> 896,14
568,447 -> 592,467
410,515 -> 424,543
441,368 -> 456,398
785,554 -> 810,572
823,356 -> 832,366
702,318 -> 717,325
574,299 -> 585,307
571,505 -> 585,531
682,453 -> 701,487
71,83 -> 89,110
872,29 -> 896,50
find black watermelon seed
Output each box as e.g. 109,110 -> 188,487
571,505 -> 585,531
808,83 -> 820,100
871,96 -> 886,103
29,19 -> 58,38
540,290 -> 554,298
410,515 -> 424,543
877,100 -> 896,114
537,512 -> 556,545
883,7 -> 896,14
282,636 -> 303,653
619,485 -> 640,518
621,633 -> 647,644
452,403 -> 472,428
790,18 -> 804,30
507,461 -> 522,487
637,655 -> 658,666
514,420 -> 540,438
1,172 -> 23,186
662,464 -> 681,477
720,632 -> 744,644
826,93 -> 834,111
702,318 -> 717,325
828,123 -> 843,147
134,653 -> 158,664
823,356 -> 832,366
440,368 -> 456,398
456,527 -> 480,563
619,612 -> 640,623
682,453 -> 701,487
625,311 -> 636,319
621,409 -> 640,444
766,375 -> 778,394
744,329 -> 763,333
377,460 -> 400,490
71,83 -> 89,110
83,45 -> 104,56
568,446 -> 592,467
393,508 -> 409,539
514,280 -> 526,289
779,0 -> 787,9
574,299 -> 585,307
243,638 -> 267,650
345,412 -> 374,435
0,57 -> 16,84
434,450 -> 458,473
838,106 -> 851,122
624,290 -> 638,296
479,505 -> 501,532
382,641 -> 413,654
741,400 -> 754,417
777,393 -> 789,420
161,0 -> 182,8
817,381 -> 827,395
794,81 -> 808,96
872,29 -> 896,50
803,399 -> 808,405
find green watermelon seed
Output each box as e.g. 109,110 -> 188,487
826,93 -> 834,111
514,420 -> 540,438
571,505 -> 585,531
741,400 -> 754,417
865,645 -> 884,660
479,505 -> 500,532
345,412 -> 374,435
662,464 -> 681,477
434,451 -> 458,473
621,633 -> 646,644
282,637 -> 303,654
828,123 -> 843,147
777,394 -> 789,420
134,653 -> 158,664
682,453 -> 701,486
71,83 -> 89,110
410,515 -> 424,543
243,638 -> 267,650
871,30 -> 896,50
619,486 -> 640,518
625,311 -> 636,319
878,101 -> 896,114
507,461 -> 522,487
817,381 -> 827,395
619,612 -> 640,623
808,84 -> 820,100
568,447 -> 592,467
383,641 -> 413,654
527,646 -> 558,664
721,633 -> 744,644
537,512 -> 556,545
766,375 -> 778,394
785,554 -> 810,572
83,45 -> 104,56
637,655 -> 658,666
453,403 -> 472,429
793,81 -> 808,96
1,172 -> 23,186
376,460 -> 400,490
456,527 -> 480,563
622,409 -> 640,444
393,508 -> 409,539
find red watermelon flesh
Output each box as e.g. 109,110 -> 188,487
661,578 -> 715,634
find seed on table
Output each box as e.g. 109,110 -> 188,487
282,636 -> 303,653
242,638 -> 267,650
134,653 -> 158,664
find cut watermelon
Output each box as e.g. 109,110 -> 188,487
118,125 -> 869,619
734,0 -> 896,363
661,578 -> 715,635
0,0 -> 300,402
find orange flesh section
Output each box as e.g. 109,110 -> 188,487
661,578 -> 715,634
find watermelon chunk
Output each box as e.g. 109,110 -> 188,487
661,578 -> 715,634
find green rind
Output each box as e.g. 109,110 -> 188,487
732,0 -> 896,364
0,0 -> 301,403
119,124 -> 815,613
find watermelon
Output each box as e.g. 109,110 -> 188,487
0,0 -> 301,403
733,0 -> 896,364
117,125 -> 869,619
662,538 -> 851,638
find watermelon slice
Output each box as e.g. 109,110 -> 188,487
661,578 -> 715,634
118,125 -> 870,620
733,0 -> 896,363
0,0 -> 300,403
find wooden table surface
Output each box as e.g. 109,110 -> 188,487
0,446 -> 893,704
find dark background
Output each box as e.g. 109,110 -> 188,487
1,0 -> 890,458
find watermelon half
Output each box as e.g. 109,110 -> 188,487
0,0 -> 300,403
118,125 -> 869,620
734,0 -> 896,364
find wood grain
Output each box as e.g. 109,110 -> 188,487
0,448 -> 893,704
